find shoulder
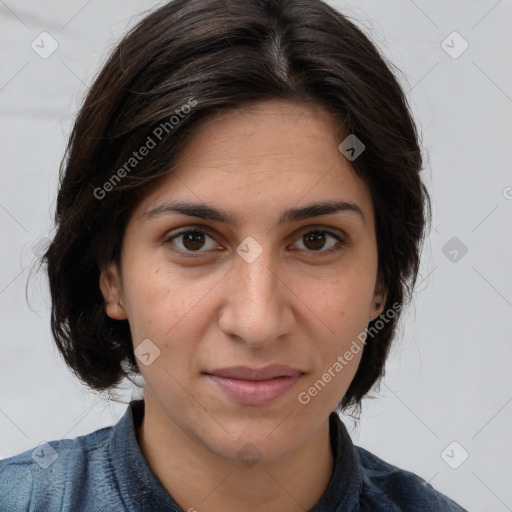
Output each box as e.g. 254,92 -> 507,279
354,446 -> 468,511
0,424 -> 113,511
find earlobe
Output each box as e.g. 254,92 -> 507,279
370,298 -> 385,321
99,263 -> 128,320
370,274 -> 387,321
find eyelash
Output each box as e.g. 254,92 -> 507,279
163,226 -> 346,258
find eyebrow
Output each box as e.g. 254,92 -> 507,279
141,199 -> 365,225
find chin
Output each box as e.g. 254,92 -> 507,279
202,414 -> 304,463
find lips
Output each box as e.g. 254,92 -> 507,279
206,364 -> 303,380
204,365 -> 304,406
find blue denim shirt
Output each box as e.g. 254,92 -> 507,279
0,400 -> 467,511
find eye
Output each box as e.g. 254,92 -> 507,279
164,228 -> 220,255
164,227 -> 345,258
291,229 -> 345,254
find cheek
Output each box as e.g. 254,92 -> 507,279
310,269 -> 376,333
300,268 -> 375,383
123,272 -> 169,339
123,263 -> 219,345
123,268 -> 207,391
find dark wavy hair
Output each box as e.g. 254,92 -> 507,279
40,0 -> 429,410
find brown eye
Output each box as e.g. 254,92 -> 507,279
303,231 -> 327,250
292,229 -> 344,254
182,231 -> 206,251
165,229 -> 219,255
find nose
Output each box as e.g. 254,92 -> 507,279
217,247 -> 295,348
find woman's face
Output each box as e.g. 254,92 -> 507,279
101,99 -> 384,463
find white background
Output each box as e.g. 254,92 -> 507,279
1,1 -> 511,511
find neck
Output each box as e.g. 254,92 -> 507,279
137,399 -> 335,512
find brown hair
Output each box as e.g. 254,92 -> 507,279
41,0 -> 429,410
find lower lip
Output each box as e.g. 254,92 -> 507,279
206,374 -> 302,405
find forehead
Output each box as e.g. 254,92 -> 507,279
132,99 -> 373,225
178,99 -> 343,168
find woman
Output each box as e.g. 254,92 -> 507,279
0,0 -> 467,510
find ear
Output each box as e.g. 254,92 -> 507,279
369,272 -> 387,322
99,262 -> 128,320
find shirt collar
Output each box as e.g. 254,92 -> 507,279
109,400 -> 362,511
109,399 -> 182,510
310,411 -> 362,511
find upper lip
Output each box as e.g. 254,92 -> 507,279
205,365 -> 304,381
